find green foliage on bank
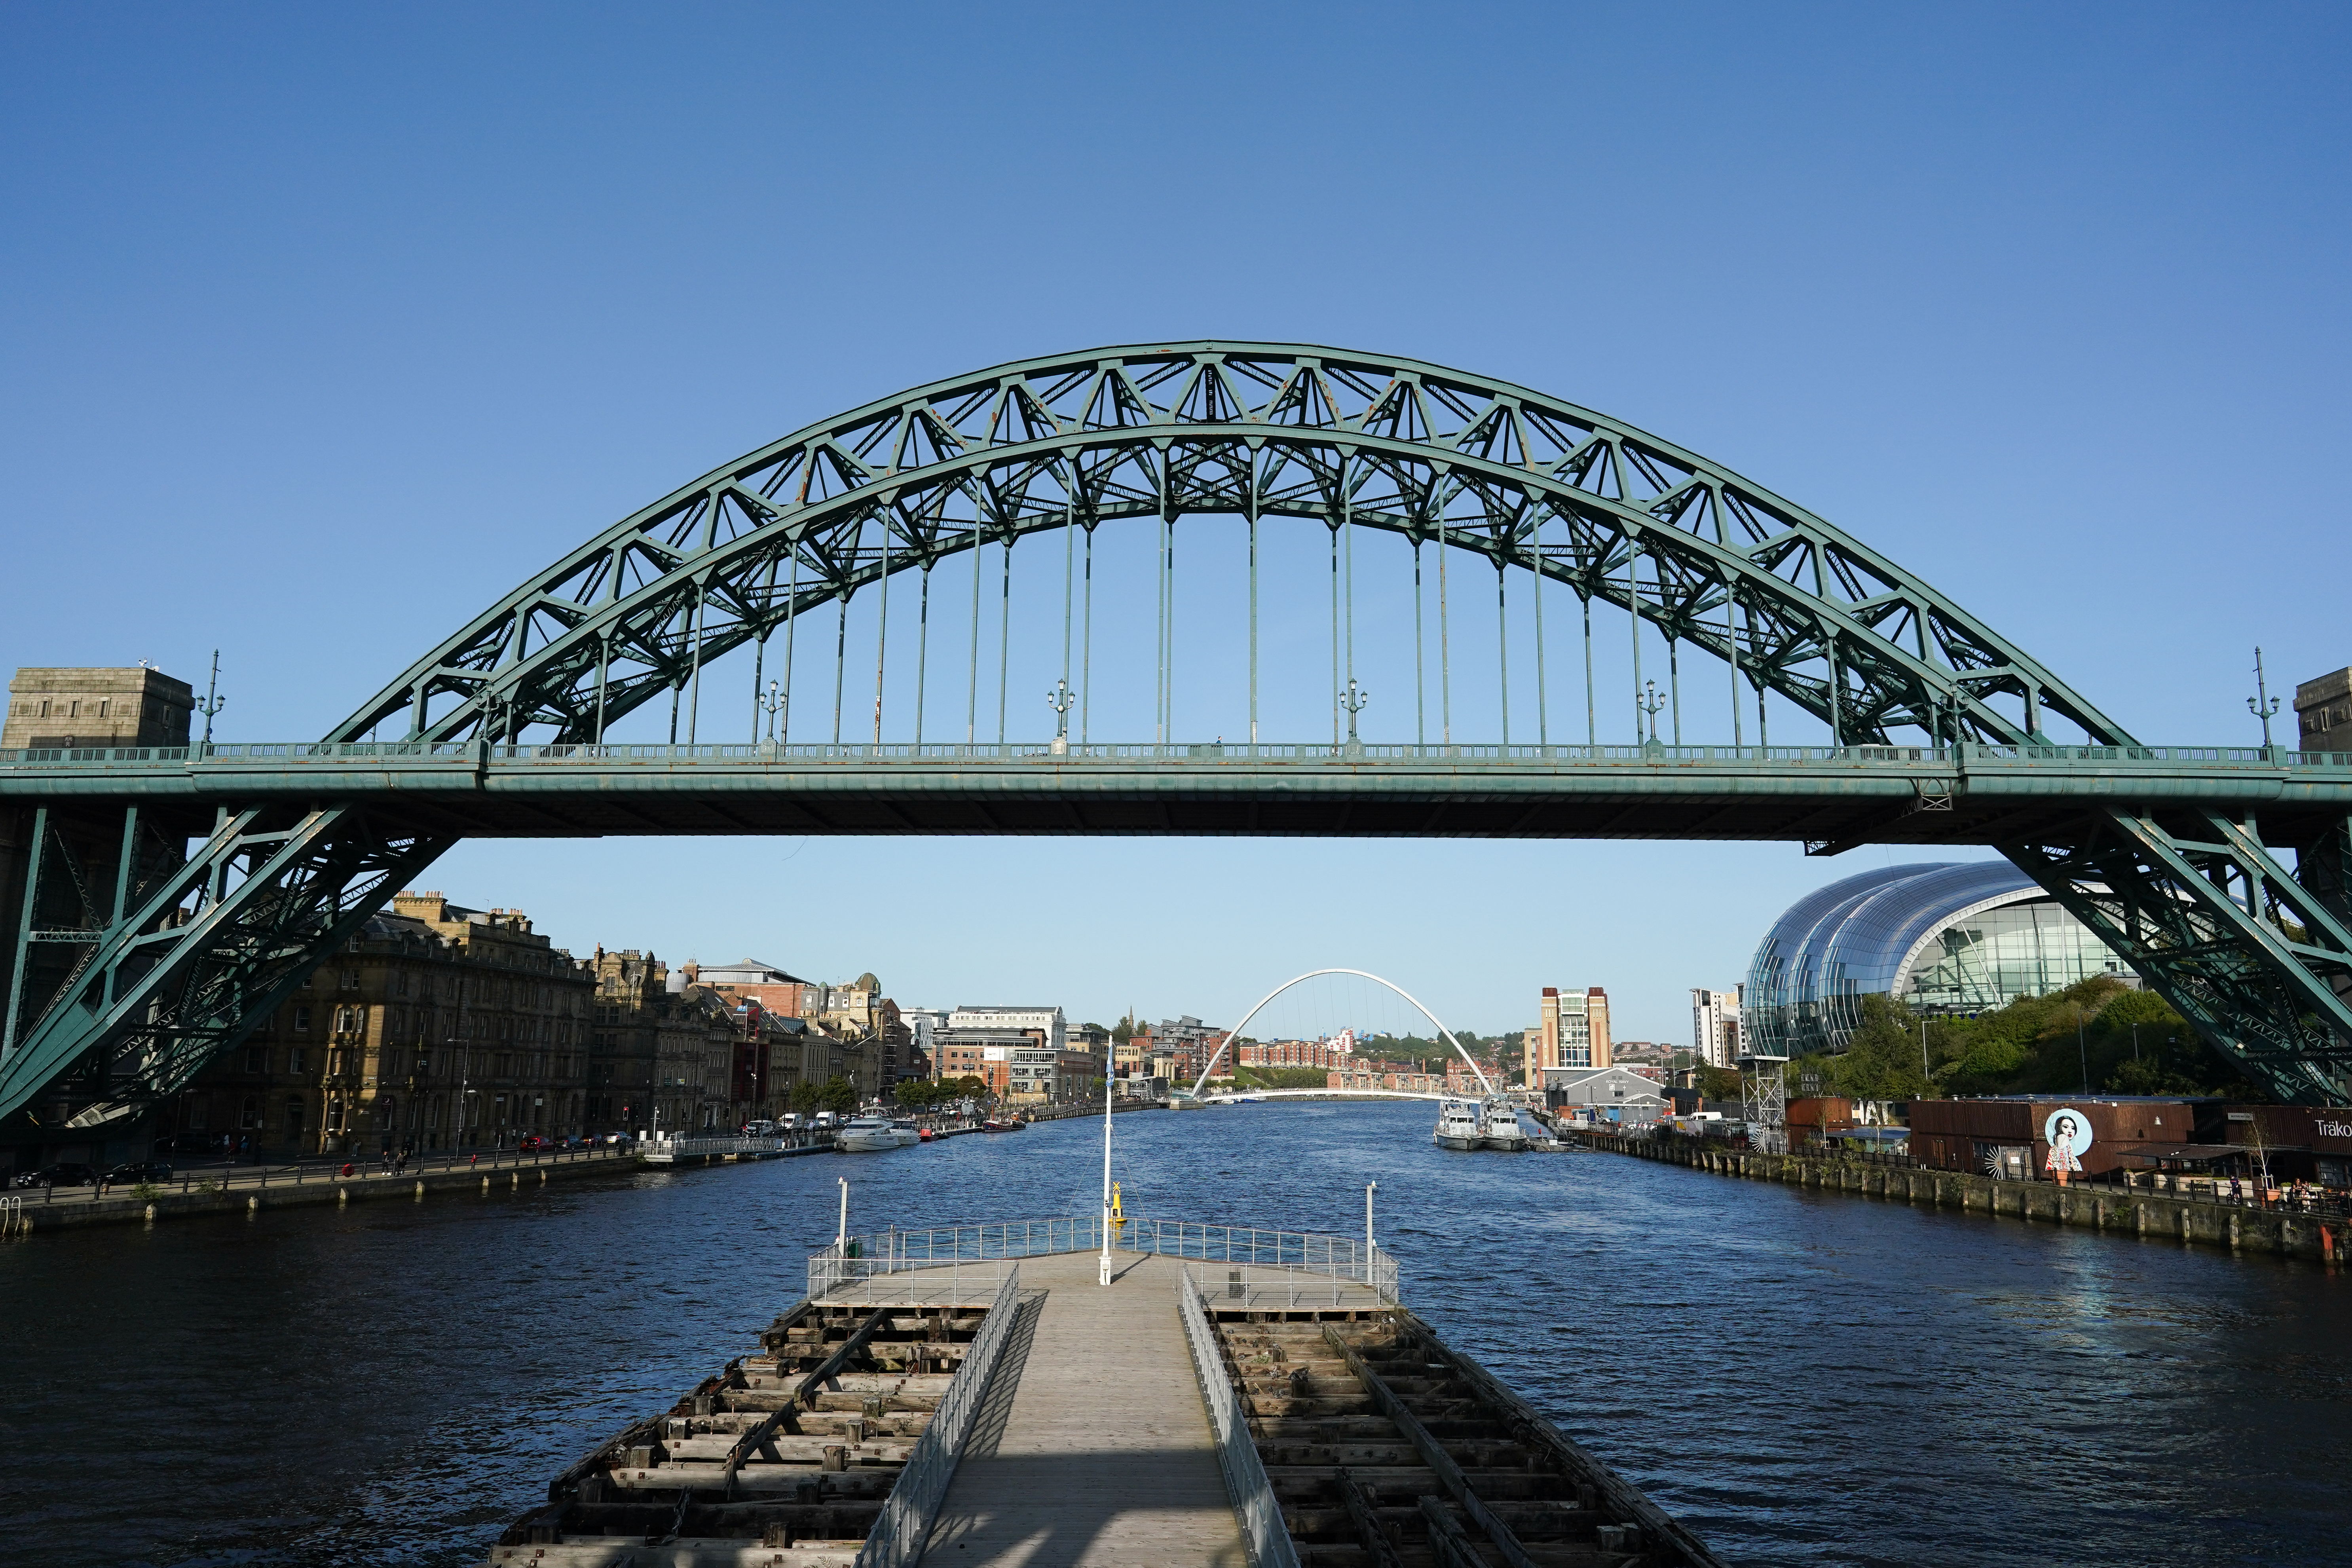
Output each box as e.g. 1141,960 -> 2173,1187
892,1074 -> 988,1107
1786,978 -> 2267,1102
788,1077 -> 864,1113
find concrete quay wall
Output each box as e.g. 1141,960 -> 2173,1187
1584,1132 -> 2346,1264
0,1148 -> 657,1236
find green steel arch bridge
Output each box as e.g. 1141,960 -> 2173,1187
4,342 -> 2350,1129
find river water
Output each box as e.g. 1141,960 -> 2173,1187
2,1101 -> 2346,1567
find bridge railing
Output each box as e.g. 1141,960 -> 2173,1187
9,740 -> 2351,771
852,1262 -> 1023,1568
806,1215 -> 1399,1305
1178,1266 -> 1306,1568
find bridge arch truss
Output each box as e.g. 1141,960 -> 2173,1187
3,344 -> 2348,1125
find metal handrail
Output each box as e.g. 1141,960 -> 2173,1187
853,1263 -> 1021,1568
640,1134 -> 788,1162
807,1216 -> 1399,1305
8,739 -> 2351,771
1178,1266 -> 1304,1568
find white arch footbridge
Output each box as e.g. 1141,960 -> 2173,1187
1185,968 -> 1495,1101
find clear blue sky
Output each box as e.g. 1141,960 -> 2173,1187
5,4 -> 2346,1045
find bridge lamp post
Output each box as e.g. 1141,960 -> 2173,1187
195,649 -> 226,750
1636,681 -> 1667,748
1339,679 -> 1369,752
2248,646 -> 2281,751
444,1038 -> 472,1154
1047,679 -> 1075,755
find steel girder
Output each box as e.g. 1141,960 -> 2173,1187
0,802 -> 450,1125
5,343 -> 2345,1118
2001,809 -> 2352,1102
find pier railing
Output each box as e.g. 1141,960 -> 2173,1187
1178,1266 -> 1305,1568
640,1135 -> 790,1163
807,1216 -> 1399,1305
853,1262 -> 1023,1568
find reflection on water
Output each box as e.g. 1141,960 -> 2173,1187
1,1101 -> 2346,1567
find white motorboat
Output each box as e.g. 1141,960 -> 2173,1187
1433,1098 -> 1484,1151
835,1116 -> 903,1152
890,1119 -> 921,1147
1478,1101 -> 1532,1152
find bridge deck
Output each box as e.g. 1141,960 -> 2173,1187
11,741 -> 2351,844
826,1250 -> 1385,1568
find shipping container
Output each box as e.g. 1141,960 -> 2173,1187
1904,1096 -> 2202,1179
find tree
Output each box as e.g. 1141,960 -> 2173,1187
1697,1065 -> 1742,1102
1789,993 -> 1936,1102
818,1077 -> 856,1113
790,1082 -> 820,1114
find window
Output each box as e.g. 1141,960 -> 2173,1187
287,1047 -> 307,1074
239,1095 -> 260,1130
340,969 -> 360,991
286,1097 -> 306,1137
245,1046 -> 269,1074
294,1006 -> 311,1032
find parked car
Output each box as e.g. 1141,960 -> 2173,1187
104,1160 -> 173,1185
517,1135 -> 547,1152
13,1162 -> 99,1189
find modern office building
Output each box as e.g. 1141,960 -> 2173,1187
1746,862 -> 2134,1058
948,1004 -> 1066,1054
1525,987 -> 1611,1084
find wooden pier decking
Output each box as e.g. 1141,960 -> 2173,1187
893,1251 -> 1251,1567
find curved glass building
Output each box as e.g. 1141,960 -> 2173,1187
1745,861 -> 2132,1058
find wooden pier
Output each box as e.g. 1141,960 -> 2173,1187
919,1251 -> 1258,1565
479,1224 -> 1722,1568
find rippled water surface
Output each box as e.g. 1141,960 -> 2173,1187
3,1102 -> 2348,1567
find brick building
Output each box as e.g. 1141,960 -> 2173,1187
654,983 -> 741,1135
693,957 -> 822,1019
1237,1038 -> 1346,1070
588,948 -> 666,1135
155,890 -> 592,1158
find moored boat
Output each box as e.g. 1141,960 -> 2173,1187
1479,1099 -> 1533,1151
834,1116 -> 903,1152
1432,1098 -> 1483,1150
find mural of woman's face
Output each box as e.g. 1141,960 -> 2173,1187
2057,1117 -> 2077,1140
